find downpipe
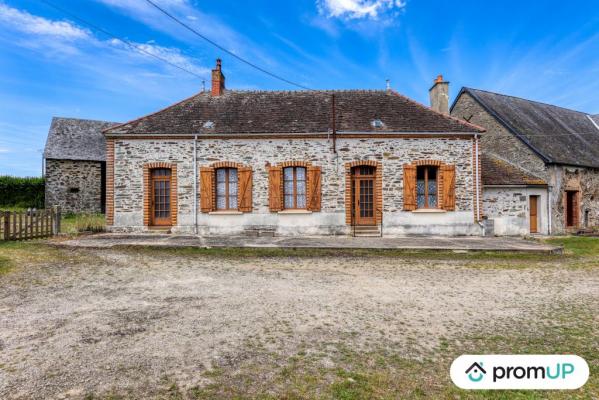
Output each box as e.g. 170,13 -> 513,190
193,135 -> 198,235
474,134 -> 484,236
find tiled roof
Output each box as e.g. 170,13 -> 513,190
105,90 -> 484,135
482,153 -> 547,186
44,117 -> 119,162
456,88 -> 599,168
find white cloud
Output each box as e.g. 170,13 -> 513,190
0,3 -> 90,39
0,146 -> 10,153
317,0 -> 406,20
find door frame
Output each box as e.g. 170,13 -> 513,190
150,169 -> 172,226
352,167 -> 376,226
345,161 -> 382,227
143,162 -> 178,227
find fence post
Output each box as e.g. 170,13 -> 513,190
3,211 -> 9,240
52,206 -> 61,235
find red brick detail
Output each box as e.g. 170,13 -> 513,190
143,162 -> 178,227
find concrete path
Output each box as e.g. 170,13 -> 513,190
54,233 -> 562,254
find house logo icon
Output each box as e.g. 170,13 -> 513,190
465,362 -> 486,382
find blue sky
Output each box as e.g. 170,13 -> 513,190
0,0 -> 598,176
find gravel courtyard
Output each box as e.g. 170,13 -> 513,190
0,243 -> 598,399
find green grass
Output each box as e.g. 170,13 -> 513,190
0,254 -> 12,275
545,236 -> 599,257
61,213 -> 106,234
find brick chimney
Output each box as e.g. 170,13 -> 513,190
429,74 -> 449,114
211,58 -> 225,96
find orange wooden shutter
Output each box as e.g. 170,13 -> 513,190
441,164 -> 456,211
307,166 -> 322,212
403,164 -> 417,211
200,167 -> 214,212
238,166 -> 253,212
268,166 -> 283,211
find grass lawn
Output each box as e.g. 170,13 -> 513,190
0,237 -> 597,399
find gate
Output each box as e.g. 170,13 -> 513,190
1,207 -> 61,241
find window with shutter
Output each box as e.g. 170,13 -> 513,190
283,166 -> 307,209
215,168 -> 238,210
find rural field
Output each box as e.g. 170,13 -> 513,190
0,238 -> 597,399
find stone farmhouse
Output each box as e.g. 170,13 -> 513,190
43,117 -> 118,213
451,88 -> 599,235
101,60 -> 486,236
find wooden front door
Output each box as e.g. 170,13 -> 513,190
352,166 -> 376,226
565,191 -> 578,228
150,168 -> 172,226
529,195 -> 538,233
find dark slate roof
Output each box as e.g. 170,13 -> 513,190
44,117 -> 120,162
591,114 -> 599,126
482,153 -> 547,186
105,90 -> 484,135
454,88 -> 599,168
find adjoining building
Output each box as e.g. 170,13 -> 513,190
102,61 -> 486,236
452,88 -> 599,235
43,117 -> 119,214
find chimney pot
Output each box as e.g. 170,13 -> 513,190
429,74 -> 449,114
211,58 -> 225,96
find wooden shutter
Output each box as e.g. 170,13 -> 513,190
200,167 -> 214,212
441,164 -> 456,211
238,166 -> 253,212
268,166 -> 283,212
307,166 -> 322,212
403,164 -> 417,211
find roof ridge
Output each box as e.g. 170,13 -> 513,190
390,89 -> 485,133
464,87 -> 589,115
52,116 -> 119,124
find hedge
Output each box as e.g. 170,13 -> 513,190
0,176 -> 45,209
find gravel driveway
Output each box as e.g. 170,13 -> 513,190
0,247 -> 597,399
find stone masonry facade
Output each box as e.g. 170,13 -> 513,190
110,136 -> 480,235
45,159 -> 103,213
452,92 -> 599,234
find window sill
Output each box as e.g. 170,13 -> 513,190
278,210 -> 312,214
412,208 -> 446,213
209,211 -> 243,215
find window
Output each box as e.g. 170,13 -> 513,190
216,168 -> 238,210
416,166 -> 438,208
283,166 -> 306,209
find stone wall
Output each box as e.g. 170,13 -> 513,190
45,159 -> 103,213
483,186 -> 548,235
452,92 -> 599,234
550,165 -> 599,232
451,92 -> 548,179
111,137 -> 480,236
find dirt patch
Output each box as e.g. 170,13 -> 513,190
0,247 -> 597,399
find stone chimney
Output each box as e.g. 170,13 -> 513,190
211,58 -> 225,96
429,74 -> 449,114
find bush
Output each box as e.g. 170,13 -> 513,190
0,176 -> 44,209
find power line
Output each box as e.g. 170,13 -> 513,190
143,0 -> 312,90
39,0 -> 207,80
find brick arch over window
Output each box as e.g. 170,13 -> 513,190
344,161 -> 383,225
268,161 -> 321,212
143,162 -> 178,226
199,161 -> 253,212
403,160 -> 455,211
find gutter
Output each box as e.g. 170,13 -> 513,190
474,133 -> 485,236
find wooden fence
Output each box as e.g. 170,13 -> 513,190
0,207 -> 60,241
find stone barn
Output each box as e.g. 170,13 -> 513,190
452,88 -> 599,234
43,117 -> 119,214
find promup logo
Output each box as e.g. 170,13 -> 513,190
465,362 -> 486,382
451,355 -> 589,390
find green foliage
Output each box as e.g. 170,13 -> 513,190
546,236 -> 599,256
0,175 -> 44,209
61,213 -> 106,234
